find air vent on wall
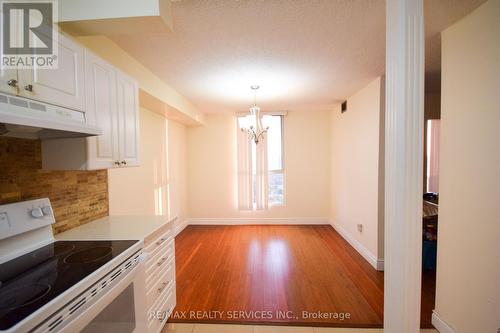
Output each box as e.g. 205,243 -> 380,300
341,101 -> 347,113
29,101 -> 47,112
9,96 -> 29,108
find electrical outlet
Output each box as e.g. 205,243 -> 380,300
357,224 -> 363,233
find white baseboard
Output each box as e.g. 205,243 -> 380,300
187,217 -> 330,225
432,311 -> 457,333
376,259 -> 384,271
173,219 -> 188,236
331,222 -> 384,271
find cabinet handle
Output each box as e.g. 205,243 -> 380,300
157,257 -> 168,266
113,161 -> 121,166
24,84 -> 33,92
120,160 -> 127,165
156,237 -> 167,245
157,282 -> 169,293
7,79 -> 18,87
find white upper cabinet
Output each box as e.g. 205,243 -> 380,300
42,49 -> 140,170
84,51 -> 119,169
0,67 -> 19,95
2,26 -> 142,170
0,16 -> 20,95
116,71 -> 140,167
18,33 -> 85,111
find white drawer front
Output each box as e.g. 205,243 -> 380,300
145,228 -> 173,257
144,224 -> 176,333
147,283 -> 176,333
146,259 -> 175,308
145,240 -> 174,282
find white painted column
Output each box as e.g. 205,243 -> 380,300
384,0 -> 424,332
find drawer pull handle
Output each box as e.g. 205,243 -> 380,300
157,257 -> 168,266
158,282 -> 167,293
158,281 -> 171,294
156,238 -> 167,245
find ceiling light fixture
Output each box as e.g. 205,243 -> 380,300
241,85 -> 269,144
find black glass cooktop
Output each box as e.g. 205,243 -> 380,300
0,240 -> 138,330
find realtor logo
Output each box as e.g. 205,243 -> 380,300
1,0 -> 58,69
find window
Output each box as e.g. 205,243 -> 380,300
237,114 -> 285,207
263,115 -> 284,205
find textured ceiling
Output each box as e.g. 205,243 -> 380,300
111,0 -> 486,113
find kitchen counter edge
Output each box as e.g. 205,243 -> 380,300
55,215 -> 177,242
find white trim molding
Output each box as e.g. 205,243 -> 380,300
432,311 -> 457,333
384,0 -> 425,332
331,223 -> 384,271
187,217 -> 330,225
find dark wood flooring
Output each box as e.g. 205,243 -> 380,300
170,225 -> 434,328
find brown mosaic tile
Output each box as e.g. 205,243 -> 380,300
0,137 -> 109,234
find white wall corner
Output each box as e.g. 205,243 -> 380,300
174,219 -> 189,237
331,223 -> 383,271
186,217 -> 330,225
384,0 -> 425,331
431,311 -> 457,333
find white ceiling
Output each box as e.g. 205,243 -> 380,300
111,0 -> 485,113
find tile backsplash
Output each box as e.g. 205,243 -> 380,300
0,137 -> 108,234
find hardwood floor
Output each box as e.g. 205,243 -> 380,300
421,269 -> 436,328
170,225 -> 434,328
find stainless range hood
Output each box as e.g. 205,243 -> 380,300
0,92 -> 101,139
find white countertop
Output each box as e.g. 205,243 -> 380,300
55,215 -> 176,241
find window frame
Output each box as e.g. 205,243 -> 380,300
265,114 -> 285,207
236,112 -> 286,207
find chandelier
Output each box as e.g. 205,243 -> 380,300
241,85 -> 269,144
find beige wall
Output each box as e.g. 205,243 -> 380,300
108,108 -> 188,231
167,120 -> 188,229
330,77 -> 384,262
108,107 -> 167,215
435,0 -> 500,331
186,110 -> 331,221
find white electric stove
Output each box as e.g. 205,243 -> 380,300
0,198 -> 147,333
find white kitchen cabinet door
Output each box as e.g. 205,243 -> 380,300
116,71 -> 140,167
18,32 -> 85,111
84,51 -> 119,170
0,12 -> 19,96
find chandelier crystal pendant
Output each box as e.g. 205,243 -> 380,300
241,85 -> 269,144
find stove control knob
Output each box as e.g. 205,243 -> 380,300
31,207 -> 44,218
42,206 -> 53,216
